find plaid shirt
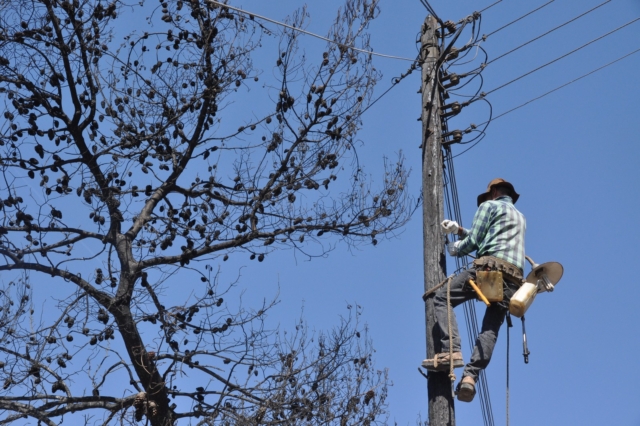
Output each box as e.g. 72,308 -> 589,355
457,195 -> 526,271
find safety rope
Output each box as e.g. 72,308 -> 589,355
506,314 -> 510,426
422,274 -> 455,301
446,276 -> 456,396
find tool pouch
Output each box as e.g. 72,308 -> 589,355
475,270 -> 504,302
474,256 -> 524,284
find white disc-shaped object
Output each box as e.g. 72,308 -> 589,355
525,261 -> 564,292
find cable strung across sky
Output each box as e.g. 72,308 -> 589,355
451,40 -> 640,156
418,0 -> 443,24
486,0 -> 612,66
442,1 -> 639,160
483,45 -> 640,125
483,16 -> 640,97
483,0 -> 555,39
206,0 -> 418,62
478,0 -> 503,14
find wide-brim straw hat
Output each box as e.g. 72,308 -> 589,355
477,178 -> 520,206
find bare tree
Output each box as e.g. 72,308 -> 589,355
0,0 -> 412,424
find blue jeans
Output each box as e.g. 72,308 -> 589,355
433,268 -> 519,380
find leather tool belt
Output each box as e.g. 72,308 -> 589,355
473,256 -> 523,281
473,256 -> 524,302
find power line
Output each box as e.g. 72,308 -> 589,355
483,0 -> 555,39
448,43 -> 640,157
451,45 -> 640,154
418,0 -> 443,25
483,16 -> 640,97
479,0 -> 503,14
205,0 -> 418,62
482,46 -> 640,124
359,61 -> 419,116
451,133 -> 487,159
205,0 -> 423,124
487,0 -> 611,66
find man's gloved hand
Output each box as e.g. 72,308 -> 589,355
441,220 -> 460,235
447,240 -> 461,256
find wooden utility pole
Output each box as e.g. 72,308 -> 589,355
421,16 -> 455,425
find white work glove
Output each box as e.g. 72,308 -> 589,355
441,220 -> 460,235
447,240 -> 461,256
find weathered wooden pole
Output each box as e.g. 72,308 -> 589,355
421,15 -> 455,425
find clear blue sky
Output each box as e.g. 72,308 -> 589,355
213,1 -> 640,424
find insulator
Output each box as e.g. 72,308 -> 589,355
441,129 -> 463,145
442,74 -> 460,89
441,101 -> 460,112
443,20 -> 457,34
445,47 -> 459,62
441,72 -> 454,82
440,102 -> 461,118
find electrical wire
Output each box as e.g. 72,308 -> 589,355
442,97 -> 492,150
359,60 -> 420,116
419,0 -> 444,26
486,0 -> 612,66
483,0 -> 555,39
478,45 -> 640,125
437,22 -> 495,417
205,0 -> 418,62
449,44 -> 484,67
442,149 -> 495,426
451,133 -> 487,159
446,70 -> 485,99
483,16 -> 640,97
479,0 -> 503,14
443,0 -> 631,157
442,20 -> 484,72
439,18 -> 472,67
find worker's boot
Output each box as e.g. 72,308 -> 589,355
456,375 -> 476,402
421,352 -> 464,371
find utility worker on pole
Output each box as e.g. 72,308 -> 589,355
422,178 -> 526,402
